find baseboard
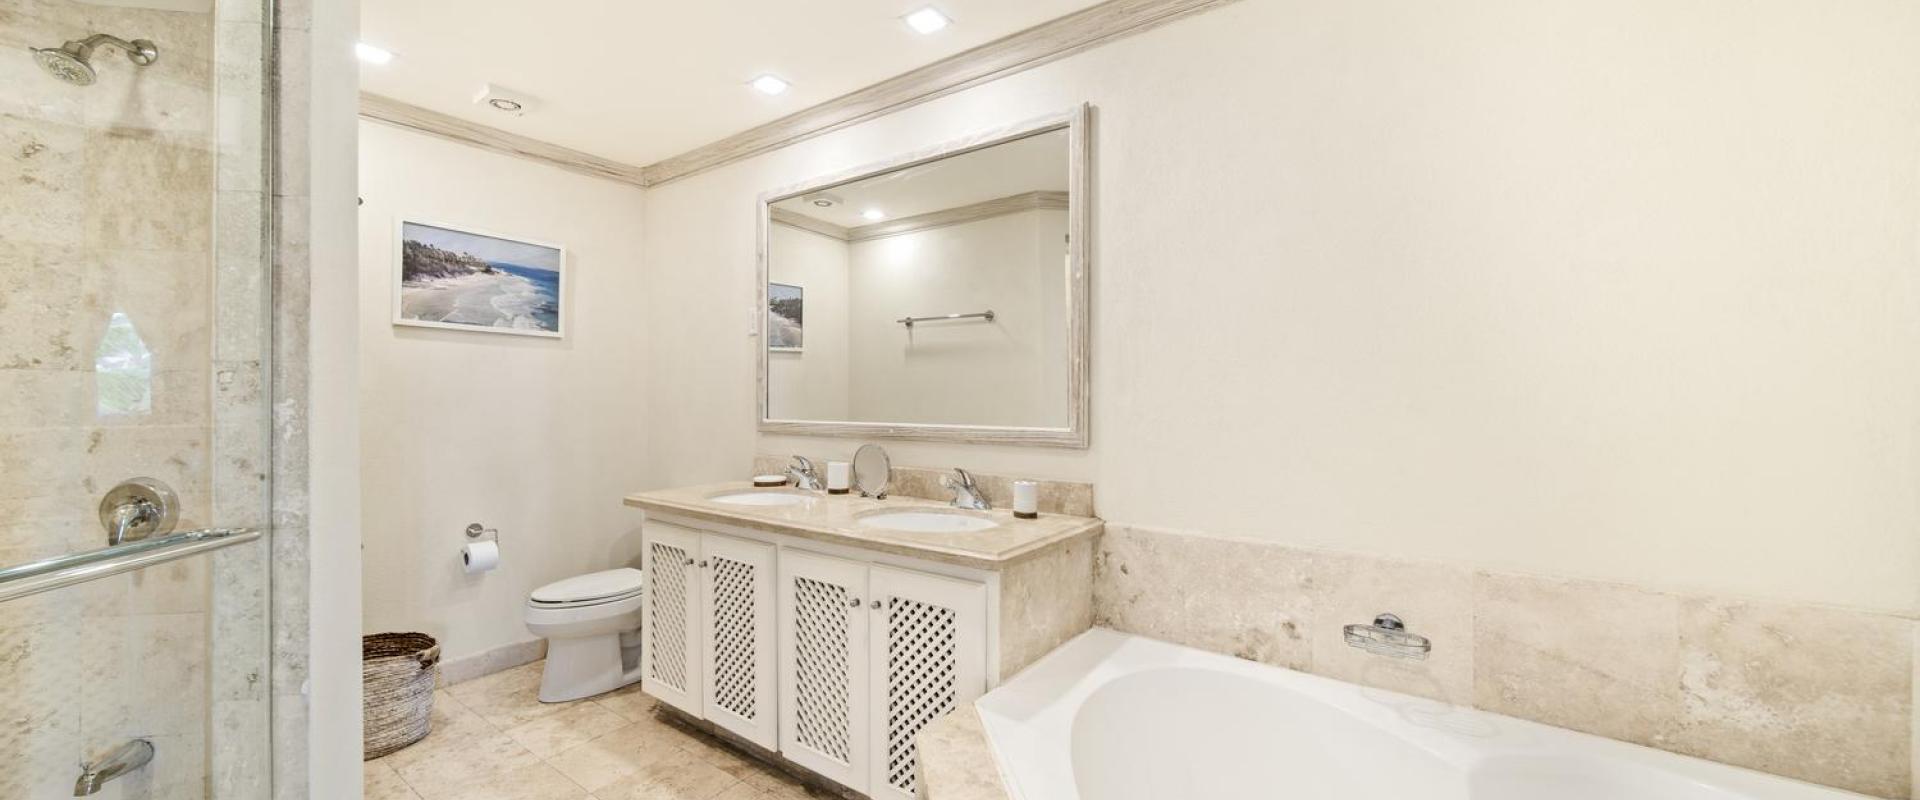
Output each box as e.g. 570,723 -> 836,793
436,638 -> 548,688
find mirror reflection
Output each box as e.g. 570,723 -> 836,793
765,126 -> 1072,429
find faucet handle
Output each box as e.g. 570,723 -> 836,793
944,468 -> 990,510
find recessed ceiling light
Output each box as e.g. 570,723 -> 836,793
354,42 -> 394,65
903,7 -> 952,34
750,75 -> 791,96
862,209 -> 886,221
488,98 -> 523,112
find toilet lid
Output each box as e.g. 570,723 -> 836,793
531,568 -> 644,604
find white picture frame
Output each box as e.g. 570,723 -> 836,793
393,218 -> 567,338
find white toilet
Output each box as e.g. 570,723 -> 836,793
524,567 -> 645,703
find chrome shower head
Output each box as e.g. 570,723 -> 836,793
32,45 -> 94,85
32,34 -> 158,86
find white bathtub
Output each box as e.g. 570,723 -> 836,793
974,628 -> 1867,800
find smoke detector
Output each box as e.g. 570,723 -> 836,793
473,83 -> 537,116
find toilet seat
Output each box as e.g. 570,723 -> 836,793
527,587 -> 643,609
529,567 -> 644,608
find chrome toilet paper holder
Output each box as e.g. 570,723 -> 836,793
466,522 -> 502,551
462,523 -> 503,574
465,522 -> 502,549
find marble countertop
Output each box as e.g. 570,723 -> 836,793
916,705 -> 1011,800
624,482 -> 1102,570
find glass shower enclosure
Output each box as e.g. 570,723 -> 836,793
1,0 -> 275,796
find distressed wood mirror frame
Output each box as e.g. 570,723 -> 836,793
756,104 -> 1092,448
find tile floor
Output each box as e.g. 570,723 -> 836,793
364,661 -> 831,800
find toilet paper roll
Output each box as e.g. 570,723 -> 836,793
462,540 -> 500,574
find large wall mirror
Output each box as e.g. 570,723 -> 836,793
758,105 -> 1090,447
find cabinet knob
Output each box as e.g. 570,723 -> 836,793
849,597 -> 861,607
870,600 -> 882,610
683,558 -> 694,566
698,560 -> 709,568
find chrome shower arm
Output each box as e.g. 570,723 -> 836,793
70,34 -> 159,65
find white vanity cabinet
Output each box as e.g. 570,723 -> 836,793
777,550 -> 987,798
640,515 -> 991,800
641,521 -> 780,749
862,562 -> 987,800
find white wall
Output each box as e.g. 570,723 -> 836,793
357,121 -> 651,665
767,223 -> 850,420
846,209 -> 1069,426
644,0 -> 1920,615
305,0 -> 365,794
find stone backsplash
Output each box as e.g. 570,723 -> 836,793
1093,523 -> 1913,798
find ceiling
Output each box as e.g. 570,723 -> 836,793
772,127 -> 1068,228
358,0 -> 1108,167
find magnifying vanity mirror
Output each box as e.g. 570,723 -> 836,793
757,105 -> 1091,447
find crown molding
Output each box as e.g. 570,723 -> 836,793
846,191 -> 1068,241
772,191 -> 1067,242
358,93 -> 649,188
640,0 -> 1240,187
769,208 -> 853,240
357,0 -> 1238,191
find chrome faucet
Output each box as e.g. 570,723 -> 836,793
786,455 -> 823,491
74,739 -> 153,796
942,468 -> 991,510
1342,613 -> 1431,660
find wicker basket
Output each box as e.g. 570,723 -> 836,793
363,632 -> 440,760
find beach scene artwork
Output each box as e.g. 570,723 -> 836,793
768,282 -> 803,350
396,221 -> 565,337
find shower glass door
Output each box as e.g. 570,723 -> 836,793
1,0 -> 274,797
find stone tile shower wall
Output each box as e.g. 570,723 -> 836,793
0,0 -> 273,797
1093,524 -> 1914,798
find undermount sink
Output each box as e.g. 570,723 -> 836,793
856,509 -> 998,533
708,491 -> 810,507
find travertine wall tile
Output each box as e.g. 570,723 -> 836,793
1669,598 -> 1911,797
1094,524 -> 1313,669
1310,552 -> 1474,705
2,3 -> 274,796
1472,572 -> 1681,746
998,535 -> 1096,678
1087,524 -> 1917,797
0,621 -> 84,798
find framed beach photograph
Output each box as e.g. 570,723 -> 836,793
768,282 -> 803,351
394,220 -> 566,338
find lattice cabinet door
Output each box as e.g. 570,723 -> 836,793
700,533 -> 778,749
777,549 -> 871,794
642,522 -> 704,717
866,565 -> 987,800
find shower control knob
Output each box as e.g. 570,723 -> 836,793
98,477 -> 179,546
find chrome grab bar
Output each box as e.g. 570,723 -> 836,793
0,527 -> 261,603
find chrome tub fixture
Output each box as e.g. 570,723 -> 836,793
1343,613 -> 1431,660
74,739 -> 154,795
32,33 -> 159,86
